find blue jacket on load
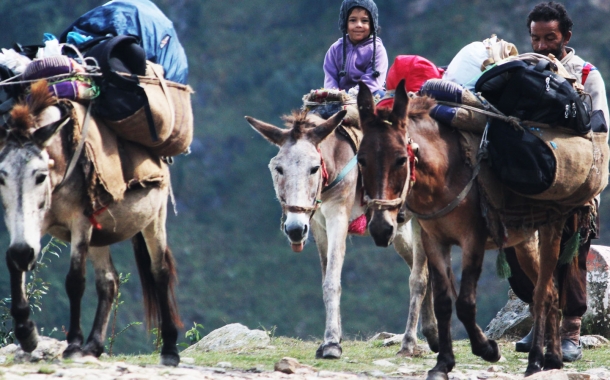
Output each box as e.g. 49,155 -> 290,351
59,0 -> 188,84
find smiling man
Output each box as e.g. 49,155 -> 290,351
504,1 -> 609,363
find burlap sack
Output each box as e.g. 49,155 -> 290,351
516,127 -> 609,205
105,62 -> 194,156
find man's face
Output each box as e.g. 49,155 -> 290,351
530,20 -> 572,59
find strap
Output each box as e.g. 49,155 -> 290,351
582,62 -> 594,85
322,155 -> 357,193
149,63 -> 176,133
534,59 -> 549,73
407,161 -> 480,220
55,102 -> 92,191
131,73 -> 159,142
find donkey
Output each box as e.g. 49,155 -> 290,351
245,110 -> 438,358
355,79 -> 573,379
1,81 -> 181,366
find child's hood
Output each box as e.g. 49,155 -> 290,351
338,0 -> 379,34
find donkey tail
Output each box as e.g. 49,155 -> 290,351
132,232 -> 183,330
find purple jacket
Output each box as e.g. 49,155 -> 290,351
323,36 -> 388,95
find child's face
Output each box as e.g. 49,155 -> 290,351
347,7 -> 371,44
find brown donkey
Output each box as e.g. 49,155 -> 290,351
1,81 -> 181,366
246,110 -> 438,358
355,79 -> 573,379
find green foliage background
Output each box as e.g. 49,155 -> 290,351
0,0 -> 609,355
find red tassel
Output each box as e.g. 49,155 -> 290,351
348,214 -> 368,235
88,206 -> 108,230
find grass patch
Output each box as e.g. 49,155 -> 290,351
108,337 -> 610,377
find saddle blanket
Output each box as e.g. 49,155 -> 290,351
64,100 -> 168,210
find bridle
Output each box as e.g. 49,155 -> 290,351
279,143 -> 359,229
362,118 -> 485,220
361,119 -> 418,213
279,147 -> 327,230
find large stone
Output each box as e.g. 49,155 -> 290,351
484,289 -> 532,340
181,323 -> 270,353
0,337 -> 67,363
486,245 -> 610,340
583,245 -> 610,337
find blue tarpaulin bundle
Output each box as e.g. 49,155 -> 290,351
59,0 -> 188,84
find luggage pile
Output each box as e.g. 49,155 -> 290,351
0,0 -> 193,158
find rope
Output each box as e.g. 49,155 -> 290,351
435,100 -> 525,131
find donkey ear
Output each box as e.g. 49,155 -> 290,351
392,79 -> 409,122
357,81 -> 376,127
32,114 -> 70,148
308,109 -> 347,145
245,116 -> 288,147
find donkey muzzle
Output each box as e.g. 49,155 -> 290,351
6,243 -> 37,271
368,211 -> 396,247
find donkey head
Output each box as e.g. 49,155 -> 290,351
0,80 -> 68,271
357,80 -> 412,247
246,109 -> 346,252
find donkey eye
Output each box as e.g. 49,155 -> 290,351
310,166 -> 320,175
35,173 -> 47,185
275,166 -> 284,175
396,157 -> 408,167
357,157 -> 366,167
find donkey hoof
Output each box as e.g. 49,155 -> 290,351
14,321 -> 39,353
161,353 -> 180,367
62,343 -> 84,359
315,342 -> 342,359
427,339 -> 440,353
525,364 -> 542,377
543,352 -> 563,371
475,339 -> 501,362
17,328 -> 39,353
426,370 -> 449,380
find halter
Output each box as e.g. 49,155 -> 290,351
279,145 -> 359,230
361,121 -> 418,212
279,147 -> 327,230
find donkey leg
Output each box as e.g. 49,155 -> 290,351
526,220 -> 564,377
543,295 -> 562,371
455,238 -> 500,363
422,233 -> 455,380
81,246 -> 118,357
138,211 -> 181,367
313,209 -> 349,359
6,259 -> 38,352
421,266 -> 439,353
394,219 -> 437,356
63,239 -> 90,359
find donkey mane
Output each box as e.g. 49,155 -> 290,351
407,96 -> 436,120
9,80 -> 56,137
281,110 -> 322,140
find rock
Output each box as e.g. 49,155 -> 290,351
372,359 -> 395,367
487,245 -> 610,340
526,369 -> 569,380
488,365 -> 504,372
566,373 -> 591,380
181,323 -> 270,353
580,335 -> 609,349
12,337 -> 67,363
216,361 -> 232,368
368,332 -> 397,341
583,245 -> 610,337
274,357 -> 300,374
484,289 -> 532,340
